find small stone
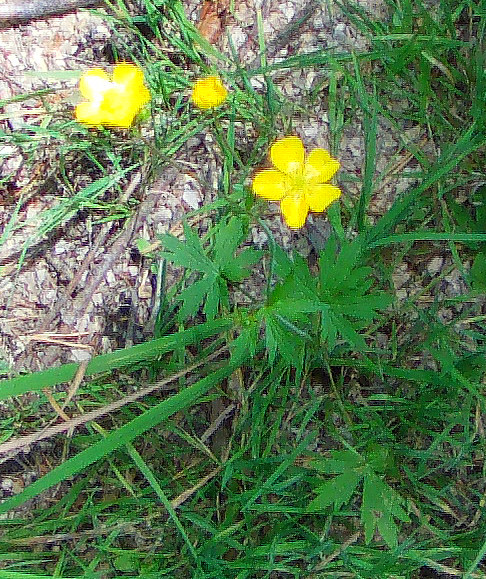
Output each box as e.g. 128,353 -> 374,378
70,349 -> 91,362
181,175 -> 203,210
0,478 -> 13,493
392,264 -> 411,289
427,256 -> 444,276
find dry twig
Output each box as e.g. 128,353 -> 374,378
0,347 -> 227,463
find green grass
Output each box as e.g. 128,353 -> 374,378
0,0 -> 485,577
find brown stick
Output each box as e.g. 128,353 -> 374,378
0,0 -> 99,25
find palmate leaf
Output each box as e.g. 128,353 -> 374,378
161,216 -> 262,321
223,247 -> 263,282
211,216 -> 244,269
316,236 -> 393,351
320,237 -> 365,293
307,470 -> 362,512
265,313 -> 307,369
310,450 -> 363,474
361,471 -> 410,549
271,235 -> 390,320
264,234 -> 393,363
178,273 -> 217,320
160,222 -> 215,274
308,451 -> 363,513
308,450 -> 410,549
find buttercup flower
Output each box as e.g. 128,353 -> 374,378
75,62 -> 151,128
252,136 -> 341,229
191,76 -> 228,109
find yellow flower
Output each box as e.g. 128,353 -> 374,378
191,76 -> 228,109
252,136 -> 341,229
75,62 -> 151,128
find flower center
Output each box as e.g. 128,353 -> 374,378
290,172 -> 307,194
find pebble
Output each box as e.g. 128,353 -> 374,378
427,256 -> 444,276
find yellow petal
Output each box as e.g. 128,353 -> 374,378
191,76 -> 228,109
75,101 -> 104,125
270,136 -> 305,176
136,84 -> 151,108
304,149 -> 340,183
280,195 -> 309,229
79,69 -> 111,100
97,85 -> 148,128
122,83 -> 151,110
99,105 -> 135,128
113,62 -> 145,87
252,169 -> 289,201
113,63 -> 151,111
305,183 -> 342,213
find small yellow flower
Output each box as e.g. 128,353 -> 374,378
191,76 -> 228,109
75,62 -> 151,128
252,136 -> 341,229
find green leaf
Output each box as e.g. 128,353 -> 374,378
204,276 -> 224,320
337,266 -> 374,294
455,353 -> 486,382
178,274 -> 217,320
319,233 -> 339,267
365,444 -> 391,474
377,511 -> 399,551
270,278 -> 315,307
310,450 -> 363,474
307,470 -> 362,512
264,313 -> 306,369
291,253 -> 318,290
331,311 -> 368,351
333,293 -> 393,320
212,216 -> 244,268
273,244 -> 295,279
160,231 -> 213,274
471,251 -> 486,291
321,238 -> 365,292
231,324 -> 259,364
361,471 -> 410,548
162,218 -> 258,321
269,298 -> 320,319
223,248 -> 263,282
320,306 -> 338,350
